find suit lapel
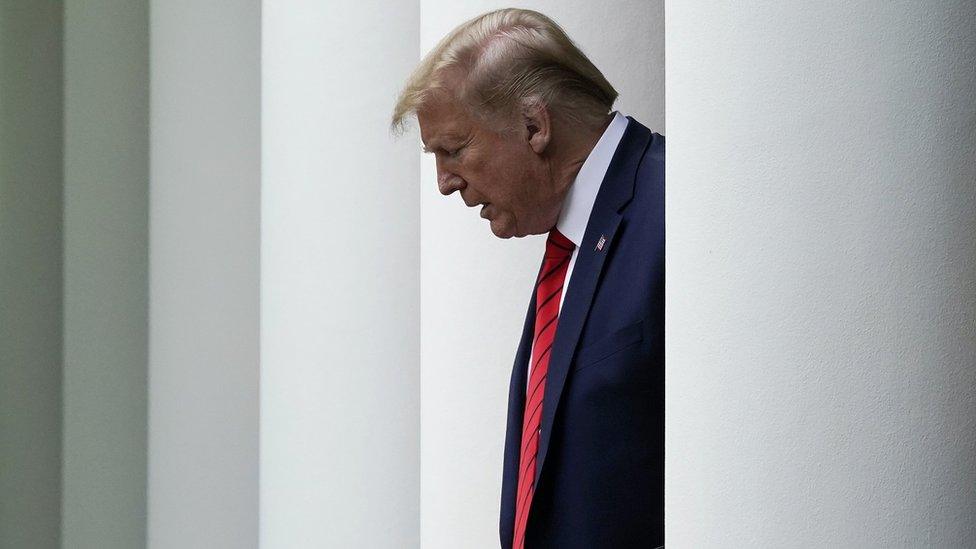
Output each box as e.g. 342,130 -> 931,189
534,117 -> 653,484
500,268 -> 539,548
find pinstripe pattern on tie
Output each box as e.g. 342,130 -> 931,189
512,227 -> 575,549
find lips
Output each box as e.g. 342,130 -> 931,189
480,203 -> 491,219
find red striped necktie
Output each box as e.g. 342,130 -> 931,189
513,227 -> 575,549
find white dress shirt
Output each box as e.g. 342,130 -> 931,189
526,111 -> 630,392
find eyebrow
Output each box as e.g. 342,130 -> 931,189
422,134 -> 464,154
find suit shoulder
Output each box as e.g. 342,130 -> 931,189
623,116 -> 664,162
646,132 -> 664,163
635,130 -> 664,183
628,130 -> 664,217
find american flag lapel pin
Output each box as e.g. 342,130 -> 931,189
595,235 -> 607,251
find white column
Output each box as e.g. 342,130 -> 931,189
260,1 -> 420,547
666,2 -> 976,546
148,1 -> 261,547
418,2 -> 664,546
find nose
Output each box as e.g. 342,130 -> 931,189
436,162 -> 466,196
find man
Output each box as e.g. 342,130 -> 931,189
391,8 -> 663,548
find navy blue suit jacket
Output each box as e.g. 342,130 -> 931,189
499,117 -> 664,548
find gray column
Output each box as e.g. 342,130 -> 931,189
148,1 -> 260,547
666,2 -> 976,546
62,1 -> 149,547
0,2 -> 64,547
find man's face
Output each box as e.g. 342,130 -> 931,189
417,96 -> 562,238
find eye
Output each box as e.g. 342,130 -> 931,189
448,147 -> 462,158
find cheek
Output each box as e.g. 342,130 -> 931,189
492,154 -> 531,196
459,156 -> 496,194
470,150 -> 495,176
468,143 -> 533,206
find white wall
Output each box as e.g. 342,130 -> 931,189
260,1 -> 420,547
417,3 -> 663,546
148,1 -> 261,547
666,2 -> 976,546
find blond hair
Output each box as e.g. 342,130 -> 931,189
390,8 -> 618,135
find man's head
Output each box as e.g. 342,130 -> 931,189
391,8 -> 618,238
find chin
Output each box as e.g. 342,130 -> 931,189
489,225 -> 515,239
489,218 -> 517,239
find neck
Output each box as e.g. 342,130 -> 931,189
533,112 -> 615,234
551,112 -> 615,195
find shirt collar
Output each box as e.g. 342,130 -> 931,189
555,111 -> 629,248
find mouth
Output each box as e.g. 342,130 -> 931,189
479,203 -> 491,219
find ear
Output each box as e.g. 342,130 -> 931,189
520,97 -> 551,154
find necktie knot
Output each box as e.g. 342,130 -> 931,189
544,228 -> 575,259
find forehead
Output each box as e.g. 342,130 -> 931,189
417,97 -> 474,148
